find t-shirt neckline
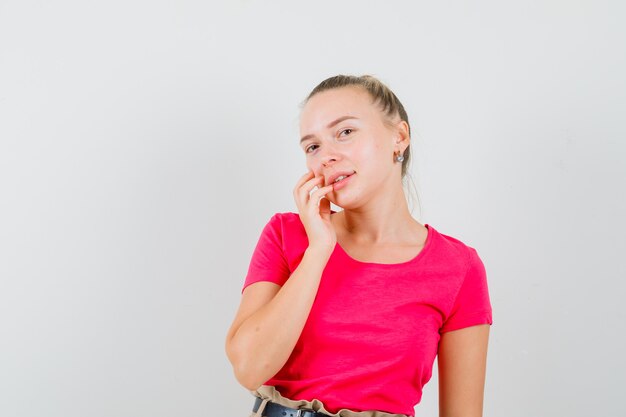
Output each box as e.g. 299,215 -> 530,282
330,210 -> 433,268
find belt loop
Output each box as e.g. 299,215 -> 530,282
296,409 -> 315,417
254,398 -> 270,417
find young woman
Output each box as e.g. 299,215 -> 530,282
225,75 -> 493,417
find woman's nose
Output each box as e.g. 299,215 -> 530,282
321,156 -> 337,168
319,144 -> 340,167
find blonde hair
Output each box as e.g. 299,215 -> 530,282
299,74 -> 422,217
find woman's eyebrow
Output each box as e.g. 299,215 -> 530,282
300,115 -> 359,144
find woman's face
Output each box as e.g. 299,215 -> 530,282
299,86 -> 406,209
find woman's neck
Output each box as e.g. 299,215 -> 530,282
331,201 -> 421,245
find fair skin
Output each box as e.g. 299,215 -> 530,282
299,85 -> 423,252
299,85 -> 490,417
224,85 -> 490,415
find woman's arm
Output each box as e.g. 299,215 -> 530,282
225,246 -> 332,391
437,324 -> 491,417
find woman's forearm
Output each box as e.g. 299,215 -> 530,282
228,246 -> 332,390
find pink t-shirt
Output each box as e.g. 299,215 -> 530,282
242,211 -> 493,416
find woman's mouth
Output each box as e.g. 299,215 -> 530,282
332,172 -> 355,190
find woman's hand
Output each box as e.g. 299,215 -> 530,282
293,170 -> 337,251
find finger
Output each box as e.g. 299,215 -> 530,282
293,172 -> 316,209
295,178 -> 325,212
294,171 -> 315,190
319,194 -> 331,215
293,172 -> 316,200
296,176 -> 324,204
307,185 -> 333,209
317,194 -> 329,208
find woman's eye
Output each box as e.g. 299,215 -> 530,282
305,130 -> 352,154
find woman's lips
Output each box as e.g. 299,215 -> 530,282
332,173 -> 354,191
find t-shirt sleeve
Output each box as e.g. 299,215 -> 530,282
440,247 -> 493,333
241,213 -> 291,294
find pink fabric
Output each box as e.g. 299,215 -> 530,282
242,211 -> 493,416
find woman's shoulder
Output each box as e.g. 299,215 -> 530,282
264,211 -> 306,236
429,225 -> 482,266
262,212 -> 309,257
270,211 -> 301,224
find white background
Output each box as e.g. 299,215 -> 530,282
1,1 -> 624,416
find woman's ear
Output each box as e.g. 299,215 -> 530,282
394,120 -> 410,148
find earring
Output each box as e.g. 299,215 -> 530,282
395,151 -> 404,163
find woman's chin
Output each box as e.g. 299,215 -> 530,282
332,199 -> 354,210
328,198 -> 344,210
